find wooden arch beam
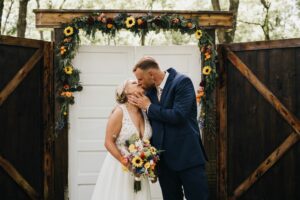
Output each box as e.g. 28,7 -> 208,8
33,9 -> 234,29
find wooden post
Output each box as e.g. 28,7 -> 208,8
53,28 -> 69,200
202,29 -> 218,200
216,45 -> 228,200
43,41 -> 55,200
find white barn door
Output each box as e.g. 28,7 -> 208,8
69,45 -> 201,200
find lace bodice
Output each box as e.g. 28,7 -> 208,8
116,104 -> 152,155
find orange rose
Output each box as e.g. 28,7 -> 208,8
187,22 -> 193,28
107,23 -> 113,29
137,18 -> 143,25
65,91 -> 73,97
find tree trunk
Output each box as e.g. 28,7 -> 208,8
36,0 -> 44,40
17,0 -> 30,38
211,0 -> 240,44
0,0 -> 4,34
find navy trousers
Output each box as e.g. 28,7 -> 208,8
158,160 -> 209,200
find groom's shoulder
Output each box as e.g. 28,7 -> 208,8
173,72 -> 191,85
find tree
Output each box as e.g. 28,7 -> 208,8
2,0 -> 14,34
0,0 -> 4,34
238,0 -> 277,41
211,0 -> 240,44
17,0 -> 30,37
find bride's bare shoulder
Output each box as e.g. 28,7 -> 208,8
109,106 -> 123,120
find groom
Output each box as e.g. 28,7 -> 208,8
128,56 -> 209,200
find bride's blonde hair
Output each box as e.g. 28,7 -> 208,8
115,80 -> 130,104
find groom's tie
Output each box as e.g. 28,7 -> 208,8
157,87 -> 163,102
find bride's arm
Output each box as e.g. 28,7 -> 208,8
104,107 -> 127,166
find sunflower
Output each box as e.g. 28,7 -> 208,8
64,26 -> 74,36
195,30 -> 203,40
132,156 -> 143,168
125,16 -> 136,28
64,66 -> 73,75
150,147 -> 157,155
143,139 -> 150,145
144,162 -> 151,169
202,66 -> 212,75
128,144 -> 137,153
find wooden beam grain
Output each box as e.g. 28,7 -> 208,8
0,48 -> 43,106
226,38 -> 300,51
33,9 -> 234,29
229,132 -> 300,200
225,47 -> 300,135
0,35 -> 44,49
0,155 -> 40,200
43,42 -> 55,200
216,45 -> 228,200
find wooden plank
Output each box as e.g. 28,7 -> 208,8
227,38 -> 300,51
0,35 -> 44,49
43,42 -> 55,200
0,155 -> 40,200
53,28 -> 69,200
0,48 -> 43,106
229,132 -> 300,200
225,47 -> 300,135
33,9 -> 234,28
216,45 -> 228,200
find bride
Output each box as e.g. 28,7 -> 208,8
91,80 -> 152,200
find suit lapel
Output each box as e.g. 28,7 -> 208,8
147,87 -> 159,104
160,68 -> 176,104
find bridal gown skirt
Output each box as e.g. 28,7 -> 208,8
91,153 -> 151,200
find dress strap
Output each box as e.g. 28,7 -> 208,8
118,104 -> 129,121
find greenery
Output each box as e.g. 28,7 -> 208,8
55,12 -> 217,132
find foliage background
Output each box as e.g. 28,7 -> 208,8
1,0 -> 300,45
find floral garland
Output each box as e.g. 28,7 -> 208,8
56,12 -> 217,134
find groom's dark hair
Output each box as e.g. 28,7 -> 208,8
133,56 -> 159,72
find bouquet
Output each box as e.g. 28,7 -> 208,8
122,134 -> 161,193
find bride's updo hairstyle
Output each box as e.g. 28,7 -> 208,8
115,80 -> 130,104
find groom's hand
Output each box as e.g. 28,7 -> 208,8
128,93 -> 151,111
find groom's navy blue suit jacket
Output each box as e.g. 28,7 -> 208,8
147,68 -> 208,171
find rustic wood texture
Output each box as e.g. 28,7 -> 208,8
229,132 -> 300,200
0,36 -> 54,200
43,42 -> 55,200
0,155 -> 40,200
0,48 -> 43,105
0,35 -> 44,48
226,38 -> 300,51
216,45 -> 228,200
53,28 -> 69,200
225,47 -> 300,135
33,9 -> 234,29
217,41 -> 300,200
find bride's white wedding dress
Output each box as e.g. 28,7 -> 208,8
91,104 -> 152,200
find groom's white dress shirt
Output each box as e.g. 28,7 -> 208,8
157,71 -> 169,101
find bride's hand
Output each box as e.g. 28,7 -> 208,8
120,157 -> 129,167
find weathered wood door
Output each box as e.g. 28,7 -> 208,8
217,39 -> 300,200
0,36 -> 54,200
